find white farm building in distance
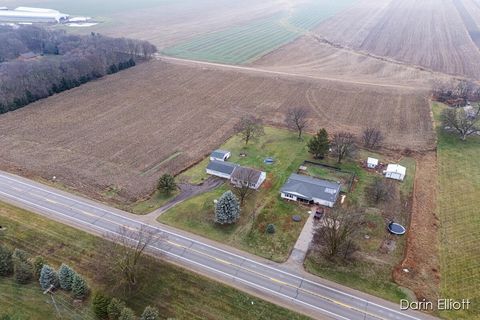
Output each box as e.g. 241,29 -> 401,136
384,164 -> 407,181
0,7 -> 69,23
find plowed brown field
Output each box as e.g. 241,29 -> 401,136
256,0 -> 480,80
0,60 -> 434,204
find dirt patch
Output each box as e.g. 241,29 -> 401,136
393,152 -> 440,302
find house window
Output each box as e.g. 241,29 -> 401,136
284,193 -> 294,199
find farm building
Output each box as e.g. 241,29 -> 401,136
206,160 -> 238,179
206,160 -> 266,189
384,164 -> 406,181
280,174 -> 341,208
0,7 -> 69,23
230,166 -> 266,190
210,149 -> 231,162
367,157 -> 379,169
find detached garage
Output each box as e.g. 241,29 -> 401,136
384,164 -> 406,181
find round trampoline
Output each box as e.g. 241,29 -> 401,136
388,222 -> 406,235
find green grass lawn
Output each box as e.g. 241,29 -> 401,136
161,127 -> 310,262
122,189 -> 179,215
433,103 -> 480,319
0,202 -> 309,320
303,150 -> 416,303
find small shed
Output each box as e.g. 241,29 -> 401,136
367,157 -> 379,169
210,150 -> 231,162
384,164 -> 406,181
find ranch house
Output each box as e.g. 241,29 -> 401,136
280,174 -> 341,208
206,160 -> 266,190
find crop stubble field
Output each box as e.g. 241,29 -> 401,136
0,60 -> 433,204
256,0 -> 480,80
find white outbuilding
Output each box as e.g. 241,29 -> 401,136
367,157 -> 379,169
384,164 -> 406,181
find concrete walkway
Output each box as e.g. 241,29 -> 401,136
285,210 -> 316,267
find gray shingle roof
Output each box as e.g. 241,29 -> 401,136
207,160 -> 238,175
281,174 -> 341,203
230,166 -> 262,183
210,150 -> 229,159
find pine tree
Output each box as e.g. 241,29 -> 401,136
12,249 -> 29,263
157,174 -> 176,195
108,298 -> 126,320
118,307 -> 136,320
39,265 -> 59,290
58,264 -> 76,291
92,292 -> 111,319
32,256 -> 46,279
14,260 -> 34,284
140,306 -> 159,320
307,129 -> 330,159
71,273 -> 89,300
214,191 -> 241,225
0,245 -> 13,277
13,249 -> 33,283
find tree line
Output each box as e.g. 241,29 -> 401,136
0,25 -> 157,114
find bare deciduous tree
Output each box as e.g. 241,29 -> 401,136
313,208 -> 364,260
234,116 -> 265,145
95,225 -> 162,292
442,105 -> 480,140
331,132 -> 357,164
285,107 -> 309,139
369,177 -> 395,204
230,167 -> 259,205
362,127 -> 384,149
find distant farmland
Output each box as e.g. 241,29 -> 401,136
162,0 -> 355,64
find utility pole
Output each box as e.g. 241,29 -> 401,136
43,284 -> 61,317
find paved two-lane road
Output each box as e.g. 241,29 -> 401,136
0,171 -> 435,320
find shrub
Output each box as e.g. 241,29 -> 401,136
0,245 -> 13,277
58,264 -> 76,291
92,292 -> 111,319
266,224 -> 276,234
140,306 -> 159,320
71,273 -> 89,300
108,298 -> 126,320
39,265 -> 59,290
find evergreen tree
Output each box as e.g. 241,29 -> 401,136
14,260 -> 34,284
214,191 -> 240,225
0,245 -> 13,277
307,129 -> 330,159
12,249 -> 29,263
39,265 -> 59,290
92,292 -> 111,319
266,224 -> 276,234
32,256 -> 46,279
118,307 -> 136,320
140,306 -> 159,320
58,264 -> 76,291
108,298 -> 126,320
157,174 -> 176,195
71,273 -> 89,300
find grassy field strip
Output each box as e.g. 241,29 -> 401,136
0,202 -> 309,320
433,104 -> 479,319
162,0 -> 356,64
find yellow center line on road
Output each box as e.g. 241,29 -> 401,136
23,191 -> 386,320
